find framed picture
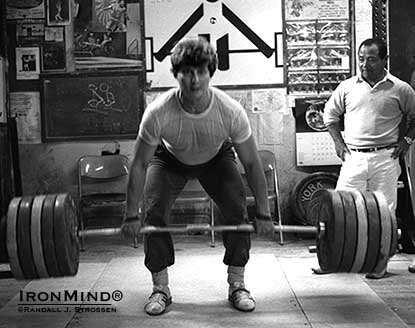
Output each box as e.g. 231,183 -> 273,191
46,0 -> 71,26
15,47 -> 40,80
40,71 -> 144,141
41,42 -> 66,72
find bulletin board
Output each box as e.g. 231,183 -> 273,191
40,72 -> 143,142
144,0 -> 284,88
285,0 -> 352,95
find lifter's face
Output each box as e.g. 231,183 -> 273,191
358,44 -> 387,84
176,65 -> 211,100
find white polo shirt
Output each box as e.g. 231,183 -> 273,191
323,71 -> 415,148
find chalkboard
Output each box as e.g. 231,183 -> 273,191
41,72 -> 143,141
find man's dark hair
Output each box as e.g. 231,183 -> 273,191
170,37 -> 218,77
358,38 -> 387,59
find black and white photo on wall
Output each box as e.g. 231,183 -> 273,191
15,47 -> 40,80
41,42 -> 66,72
46,0 -> 71,26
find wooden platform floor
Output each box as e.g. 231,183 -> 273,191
0,234 -> 415,328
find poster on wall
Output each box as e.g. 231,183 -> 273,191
285,0 -> 349,20
9,92 -> 42,143
15,47 -> 41,80
145,0 -> 284,88
6,0 -> 45,20
46,0 -> 71,26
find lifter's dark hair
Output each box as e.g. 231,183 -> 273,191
358,38 -> 387,59
170,37 -> 218,77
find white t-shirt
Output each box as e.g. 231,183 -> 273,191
139,87 -> 251,165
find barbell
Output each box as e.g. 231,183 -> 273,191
2,189 -> 398,280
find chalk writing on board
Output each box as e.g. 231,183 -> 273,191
41,73 -> 143,141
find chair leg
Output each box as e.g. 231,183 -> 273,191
209,199 -> 215,248
133,236 -> 139,248
278,215 -> 284,245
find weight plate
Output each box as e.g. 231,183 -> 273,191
390,208 -> 398,257
372,191 -> 391,274
41,194 -> 61,277
316,190 -> 345,272
54,194 -> 79,276
305,189 -> 326,227
6,197 -> 24,279
291,172 -> 339,225
17,196 -> 38,279
30,195 -> 49,278
350,191 -> 368,273
360,191 -> 381,273
338,191 -> 358,272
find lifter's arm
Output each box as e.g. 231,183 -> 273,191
233,135 -> 274,235
122,138 -> 157,238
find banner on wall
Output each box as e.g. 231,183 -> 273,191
144,0 -> 284,88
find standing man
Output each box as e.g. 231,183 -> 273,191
121,37 -> 275,315
323,38 -> 415,278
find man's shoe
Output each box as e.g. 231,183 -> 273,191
408,261 -> 415,273
228,283 -> 255,312
365,267 -> 387,280
144,291 -> 172,315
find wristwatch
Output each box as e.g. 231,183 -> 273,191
403,136 -> 414,145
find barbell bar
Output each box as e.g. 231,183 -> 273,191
78,223 -> 320,237
2,189 -> 399,280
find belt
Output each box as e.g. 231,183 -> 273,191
348,145 -> 390,153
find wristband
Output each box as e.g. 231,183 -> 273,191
256,213 -> 272,221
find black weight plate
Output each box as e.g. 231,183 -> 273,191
372,191 -> 391,274
337,191 -> 358,272
316,190 -> 345,272
6,197 -> 24,279
360,191 -> 381,273
291,172 -> 339,225
41,194 -> 61,277
30,195 -> 49,278
17,196 -> 38,279
350,191 -> 368,273
54,194 -> 79,276
390,207 -> 398,257
305,189 -> 326,226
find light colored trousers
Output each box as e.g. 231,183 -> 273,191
336,148 -> 401,214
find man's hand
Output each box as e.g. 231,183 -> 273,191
121,215 -> 141,242
334,140 -> 350,161
390,140 -> 410,159
254,214 -> 275,236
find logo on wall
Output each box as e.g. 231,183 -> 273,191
145,0 -> 284,87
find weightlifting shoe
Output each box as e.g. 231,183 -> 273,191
228,282 -> 255,312
365,267 -> 387,280
144,290 -> 172,315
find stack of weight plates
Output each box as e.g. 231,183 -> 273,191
314,189 -> 397,273
6,193 -> 80,280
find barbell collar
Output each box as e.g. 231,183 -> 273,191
78,224 -> 319,237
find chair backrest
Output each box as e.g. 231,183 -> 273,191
78,155 -> 130,196
236,150 -> 277,195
